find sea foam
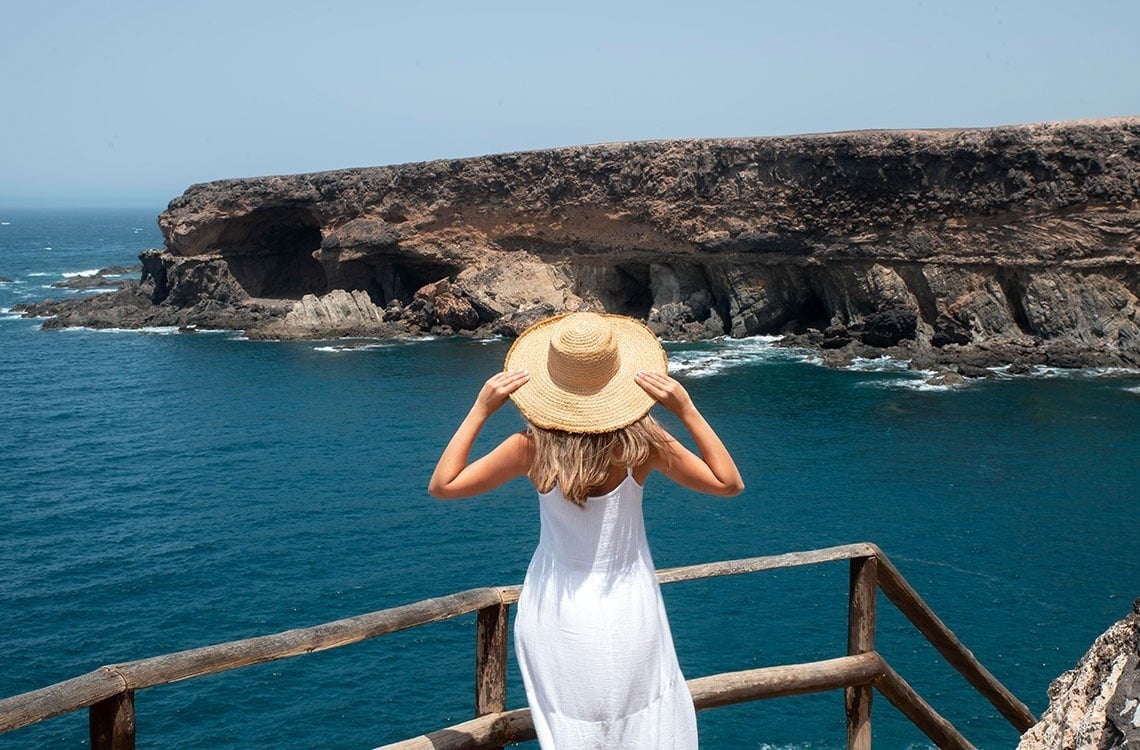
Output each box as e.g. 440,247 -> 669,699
313,342 -> 394,353
668,336 -> 793,377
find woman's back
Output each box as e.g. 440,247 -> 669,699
534,469 -> 652,575
517,471 -> 699,749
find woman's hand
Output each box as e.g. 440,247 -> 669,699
429,369 -> 531,500
636,370 -> 744,496
474,370 -> 530,416
634,370 -> 694,416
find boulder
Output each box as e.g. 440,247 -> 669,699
859,307 -> 919,347
413,279 -> 480,331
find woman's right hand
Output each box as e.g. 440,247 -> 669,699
474,370 -> 530,415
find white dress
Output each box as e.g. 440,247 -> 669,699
514,469 -> 698,749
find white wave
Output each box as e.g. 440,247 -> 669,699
860,370 -> 967,392
27,272 -> 53,277
61,325 -> 183,335
1124,385 -> 1140,395
667,336 -> 800,378
180,327 -> 233,335
989,363 -> 1140,379
42,246 -> 52,251
0,221 -> 10,225
313,342 -> 394,353
62,269 -> 101,278
62,287 -> 119,294
844,356 -> 913,372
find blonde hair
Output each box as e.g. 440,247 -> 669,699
528,414 -> 675,506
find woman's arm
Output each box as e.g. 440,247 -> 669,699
635,370 -> 745,497
428,370 -> 532,500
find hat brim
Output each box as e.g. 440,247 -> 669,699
504,313 -> 668,434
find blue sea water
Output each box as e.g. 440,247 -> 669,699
1,208 -> 1138,749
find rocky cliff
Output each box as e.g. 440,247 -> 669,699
22,118 -> 1140,368
1018,601 -> 1140,750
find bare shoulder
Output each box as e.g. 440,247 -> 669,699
509,430 -> 534,468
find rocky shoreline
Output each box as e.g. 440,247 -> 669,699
16,118 -> 1140,372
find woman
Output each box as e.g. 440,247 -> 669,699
429,312 -> 744,749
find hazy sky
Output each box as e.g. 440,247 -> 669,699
2,0 -> 1137,208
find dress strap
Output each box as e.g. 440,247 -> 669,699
625,466 -> 634,478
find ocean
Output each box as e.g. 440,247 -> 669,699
2,208 -> 1138,749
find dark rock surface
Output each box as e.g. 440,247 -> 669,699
24,118 -> 1140,366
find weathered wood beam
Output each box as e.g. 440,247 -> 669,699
112,588 -> 502,691
378,653 -> 887,750
657,543 -> 879,585
870,545 -> 1037,731
0,668 -> 125,734
494,544 -> 877,607
875,658 -> 976,750
688,652 -> 885,710
374,707 -> 535,750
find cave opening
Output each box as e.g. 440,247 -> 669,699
613,264 -> 654,319
388,261 -> 464,303
787,290 -> 831,333
212,206 -> 327,299
573,263 -> 654,319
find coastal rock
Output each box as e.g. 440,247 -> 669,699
492,304 -> 558,337
0,277 -> 14,283
857,307 -> 919,347
1018,602 -> 1140,750
248,289 -> 401,340
50,265 -> 141,291
29,118 -> 1140,367
412,279 -> 480,331
925,370 -> 966,387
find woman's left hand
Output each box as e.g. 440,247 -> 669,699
634,370 -> 694,416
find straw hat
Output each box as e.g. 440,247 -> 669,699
504,312 -> 668,433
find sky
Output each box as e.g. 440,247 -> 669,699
2,0 -> 1137,208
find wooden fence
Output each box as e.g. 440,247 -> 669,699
0,543 -> 1036,749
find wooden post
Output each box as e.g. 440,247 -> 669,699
476,601 -> 509,750
475,602 -> 509,716
89,690 -> 135,750
846,555 -> 877,750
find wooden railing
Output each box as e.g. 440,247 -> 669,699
0,543 -> 1036,749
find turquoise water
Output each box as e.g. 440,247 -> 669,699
2,209 -> 1139,749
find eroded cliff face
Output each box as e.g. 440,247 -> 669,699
26,119 -> 1140,366
1018,602 -> 1140,750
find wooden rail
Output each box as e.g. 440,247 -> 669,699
0,544 -> 1035,749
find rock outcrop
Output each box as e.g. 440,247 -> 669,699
1019,601 -> 1140,750
22,118 -> 1140,366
